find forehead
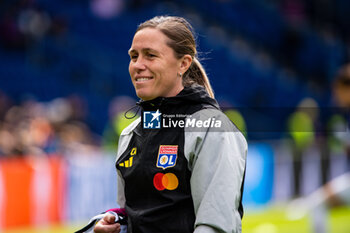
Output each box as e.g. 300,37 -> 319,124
130,28 -> 170,52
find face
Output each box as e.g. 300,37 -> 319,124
128,28 -> 186,101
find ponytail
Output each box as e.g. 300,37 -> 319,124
183,57 -> 215,98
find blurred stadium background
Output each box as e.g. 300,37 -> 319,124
0,0 -> 350,232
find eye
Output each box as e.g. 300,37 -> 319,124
130,54 -> 138,60
147,53 -> 156,58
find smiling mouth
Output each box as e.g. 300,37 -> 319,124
135,77 -> 153,82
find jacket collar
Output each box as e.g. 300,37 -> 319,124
137,84 -> 219,111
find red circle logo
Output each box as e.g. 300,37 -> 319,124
153,173 -> 179,191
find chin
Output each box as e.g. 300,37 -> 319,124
136,91 -> 156,101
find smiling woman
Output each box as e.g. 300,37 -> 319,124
87,16 -> 248,233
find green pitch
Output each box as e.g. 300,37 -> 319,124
242,205 -> 350,233
2,206 -> 350,233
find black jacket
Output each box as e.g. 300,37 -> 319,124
116,85 -> 247,233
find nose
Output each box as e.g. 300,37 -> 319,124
132,57 -> 146,72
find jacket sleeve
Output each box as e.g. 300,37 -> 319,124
117,170 -> 126,208
184,109 -> 247,233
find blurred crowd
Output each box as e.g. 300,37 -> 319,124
0,92 -> 100,157
0,90 -> 139,157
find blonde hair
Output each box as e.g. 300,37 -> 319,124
136,16 -> 215,98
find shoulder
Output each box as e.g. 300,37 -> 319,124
185,108 -> 247,153
116,117 -> 141,161
184,108 -> 247,172
191,108 -> 244,134
120,117 -> 141,136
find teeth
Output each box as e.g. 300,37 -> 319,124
136,77 -> 151,81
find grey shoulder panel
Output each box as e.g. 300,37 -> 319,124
184,108 -> 246,165
116,117 -> 141,162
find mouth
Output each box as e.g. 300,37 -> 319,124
135,76 -> 153,82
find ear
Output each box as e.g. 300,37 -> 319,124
179,55 -> 192,74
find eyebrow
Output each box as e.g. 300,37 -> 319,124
128,47 -> 159,55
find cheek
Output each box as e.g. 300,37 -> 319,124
129,64 -> 136,85
128,62 -> 133,76
162,65 -> 179,84
157,60 -> 177,77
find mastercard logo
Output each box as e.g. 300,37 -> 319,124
153,173 -> 179,191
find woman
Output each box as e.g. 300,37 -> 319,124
94,16 -> 247,233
